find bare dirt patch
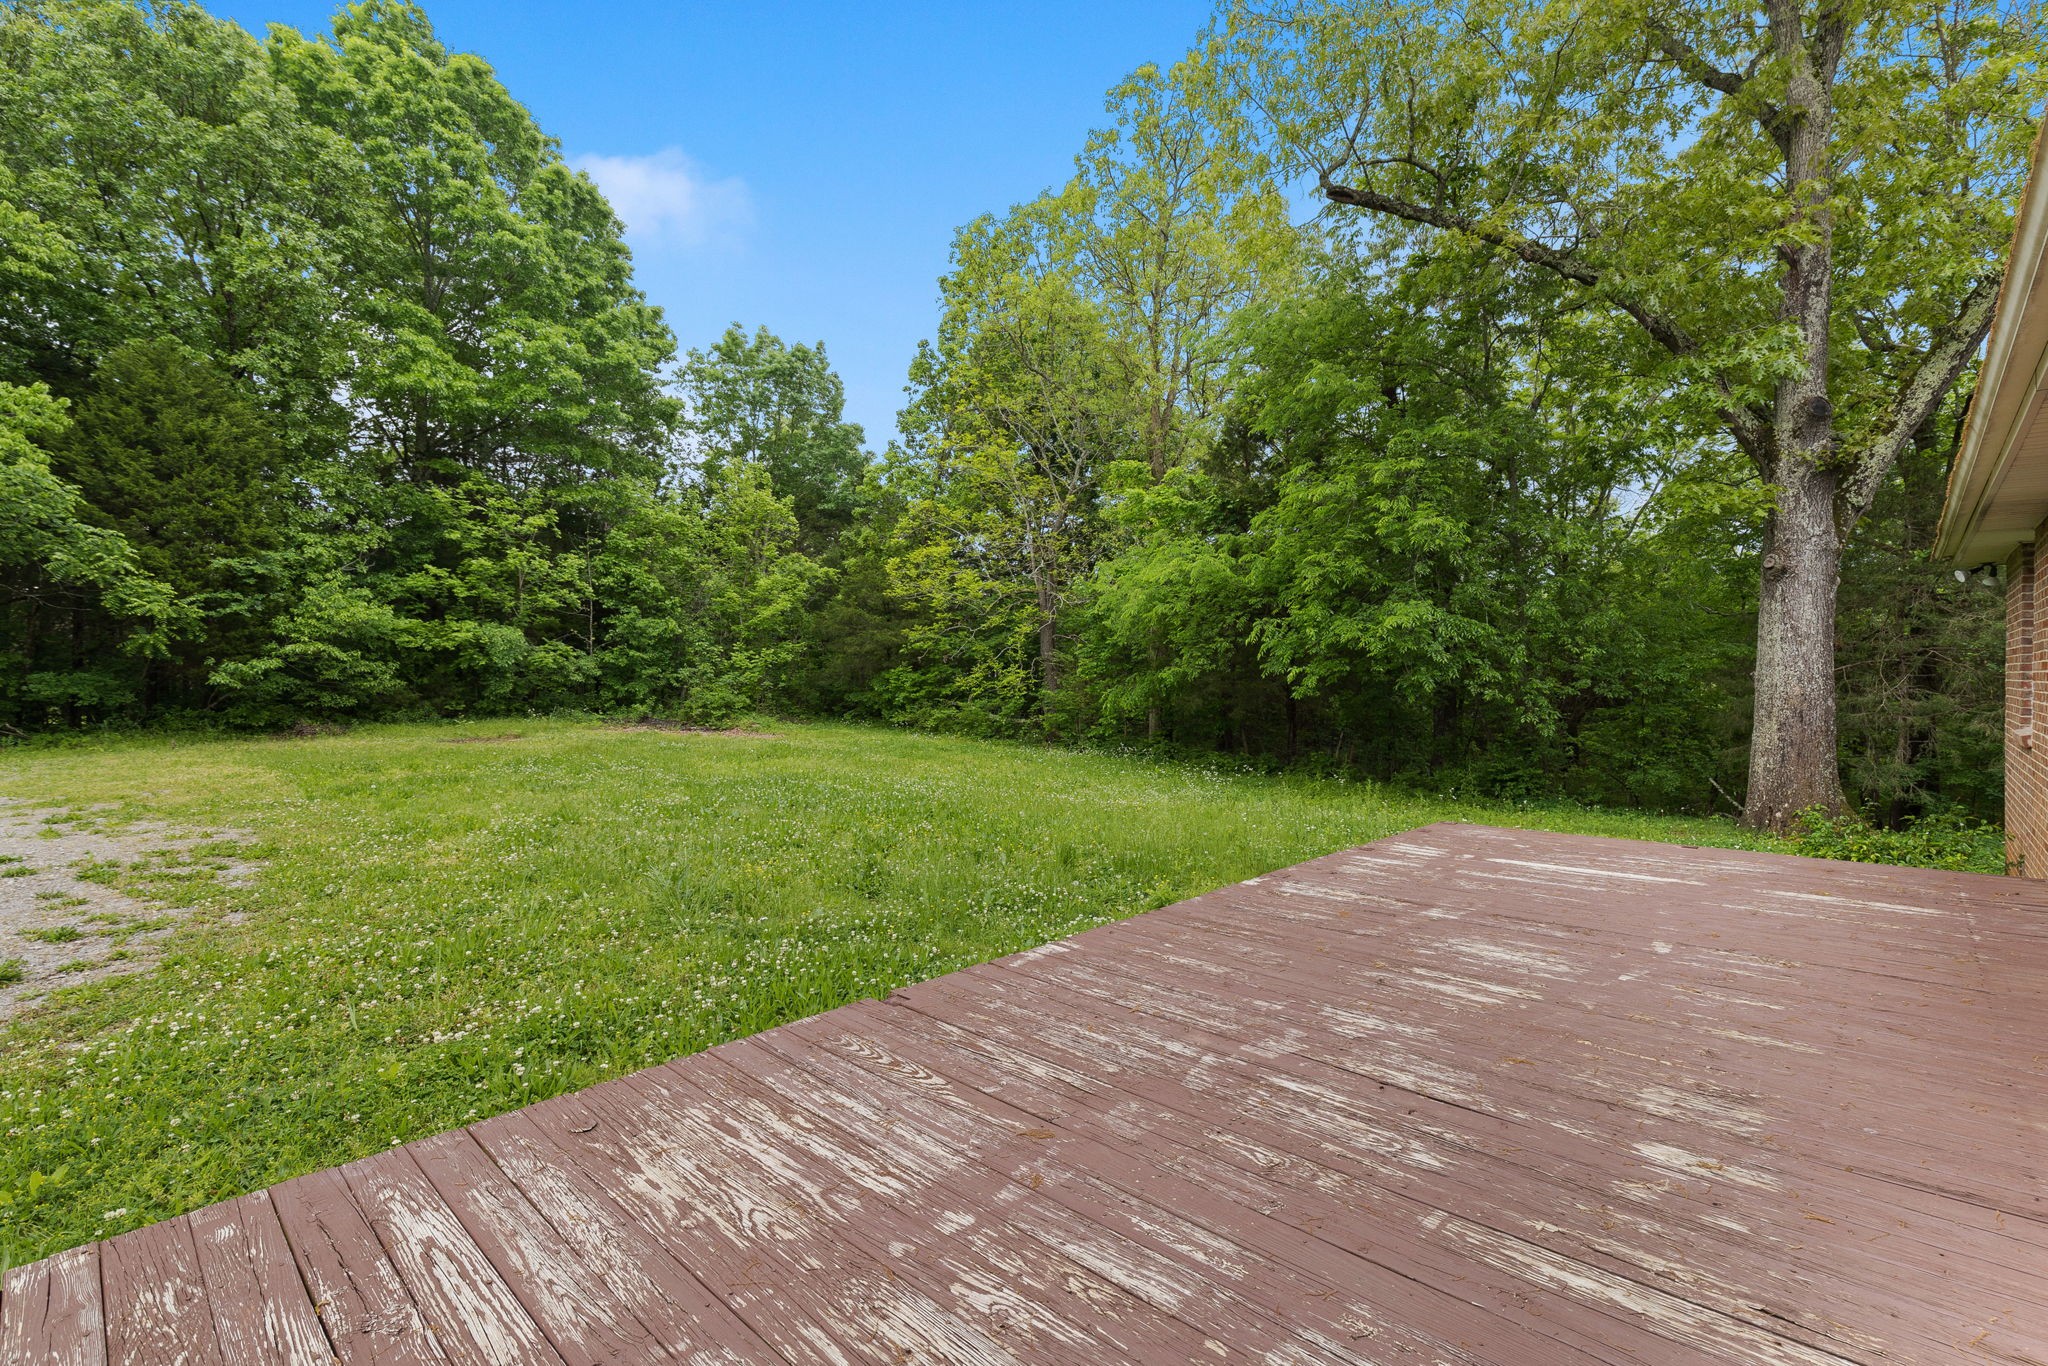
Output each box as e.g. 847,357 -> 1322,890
608,718 -> 781,738
277,721 -> 350,740
0,800 -> 254,1023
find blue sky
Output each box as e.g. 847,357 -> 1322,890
214,1 -> 1218,446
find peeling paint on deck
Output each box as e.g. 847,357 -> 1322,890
6,823 -> 2041,1365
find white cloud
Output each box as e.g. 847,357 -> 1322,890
571,148 -> 752,249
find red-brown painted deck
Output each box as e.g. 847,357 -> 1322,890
4,822 -> 2045,1364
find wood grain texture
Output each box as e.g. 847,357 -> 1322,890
404,1126 -> 673,1363
98,1216 -> 221,1366
267,1166 -> 446,1365
463,1110 -> 779,1365
187,1190 -> 334,1365
335,1150 -> 564,1366
11,824 -> 2044,1364
1,1245 -> 106,1366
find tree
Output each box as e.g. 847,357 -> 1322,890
0,0 -> 352,723
50,340 -> 291,712
255,1 -> 683,716
1835,407 -> 2004,821
0,0 -> 834,733
592,465 -> 824,721
55,342 -> 282,593
892,214 -> 1136,726
268,0 -> 676,492
1078,236 -> 1748,795
0,0 -> 355,449
1067,59 -> 1295,481
676,325 -> 869,548
877,63 -> 1291,737
1228,0 -> 2043,828
0,382 -> 181,727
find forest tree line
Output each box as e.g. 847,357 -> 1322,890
0,0 -> 2030,825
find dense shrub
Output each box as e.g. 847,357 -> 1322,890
1784,809 -> 2007,875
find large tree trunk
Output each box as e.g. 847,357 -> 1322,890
1743,2 -> 1849,833
1036,577 -> 1059,703
1746,454 -> 1846,829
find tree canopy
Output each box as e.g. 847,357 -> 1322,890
0,0 -> 2024,831
1225,0 -> 2039,825
0,0 -> 810,727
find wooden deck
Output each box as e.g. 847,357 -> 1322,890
4,822 -> 2044,1364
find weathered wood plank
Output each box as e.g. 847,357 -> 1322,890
1081,914 -> 2048,1278
1013,924 -> 2048,1255
12,824 -> 2047,1364
1117,887 -> 2048,1208
797,1001 -> 1893,1366
675,1044 -> 1274,1362
520,1074 -> 1024,1364
99,1216 -> 223,1366
268,1167 -> 447,1365
463,1110 -> 786,1364
1,1244 -> 106,1366
187,1190 -> 335,1365
335,1150 -> 565,1366
893,960 -> 1998,1363
755,1006 -> 1625,1365
401,1128 -> 677,1364
708,1033 -> 1482,1366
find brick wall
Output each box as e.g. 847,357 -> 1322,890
2008,534 -> 2046,876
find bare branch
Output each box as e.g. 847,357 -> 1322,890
1840,271 -> 2003,530
1643,21 -> 1752,99
1319,174 -> 1775,463
1642,18 -> 1789,149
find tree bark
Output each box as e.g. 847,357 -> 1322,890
1746,454 -> 1844,828
1036,578 -> 1060,702
1742,0 -> 1850,831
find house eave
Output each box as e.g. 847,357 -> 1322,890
1936,118 -> 2048,566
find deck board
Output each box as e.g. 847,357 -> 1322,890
265,1166 -> 444,1365
337,1148 -> 566,1366
910,949 -> 1974,1361
759,1001 -> 1612,1363
1,1246 -> 105,1366
405,1128 -> 676,1363
675,1047 -> 1240,1362
464,1109 -> 782,1364
98,1215 -> 222,1366
185,1191 -> 331,1366
5,823 -> 2043,1364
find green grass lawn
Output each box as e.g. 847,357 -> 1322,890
0,718 -> 1805,1267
